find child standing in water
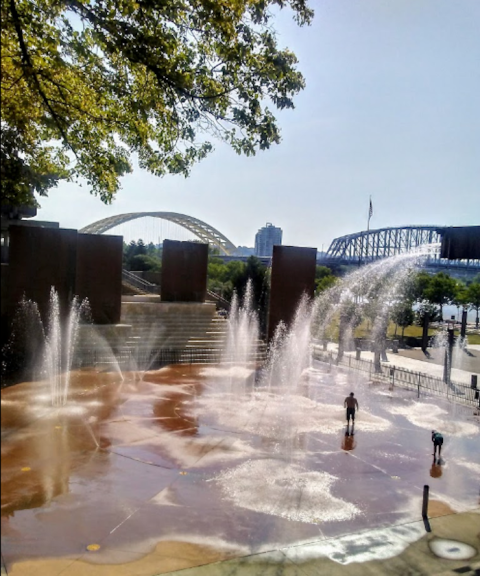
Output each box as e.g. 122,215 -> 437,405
431,430 -> 444,462
344,392 -> 359,424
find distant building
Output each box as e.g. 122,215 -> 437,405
233,246 -> 255,257
254,223 -> 282,257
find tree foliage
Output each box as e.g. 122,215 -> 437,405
423,272 -> 458,318
390,300 -> 414,337
314,265 -> 337,294
123,239 -> 162,270
466,279 -> 480,328
1,0 -> 313,205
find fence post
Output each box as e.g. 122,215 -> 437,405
418,372 -> 421,398
422,485 -> 429,518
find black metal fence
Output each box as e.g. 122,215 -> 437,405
312,347 -> 479,408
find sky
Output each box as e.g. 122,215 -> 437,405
33,0 -> 480,252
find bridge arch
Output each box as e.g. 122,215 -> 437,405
80,212 -> 237,255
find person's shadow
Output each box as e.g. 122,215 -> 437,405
342,423 -> 357,451
430,456 -> 443,478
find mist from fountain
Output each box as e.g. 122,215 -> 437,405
310,249 -> 432,359
208,247 -> 452,459
43,288 -> 91,406
259,294 -> 313,395
219,279 -> 260,395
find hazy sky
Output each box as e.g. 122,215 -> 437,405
33,0 -> 480,251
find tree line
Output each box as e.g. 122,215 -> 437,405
394,271 -> 480,331
124,241 -> 480,331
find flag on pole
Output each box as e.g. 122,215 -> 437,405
367,196 -> 373,235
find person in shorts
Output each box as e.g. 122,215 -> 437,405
431,430 -> 443,461
344,392 -> 359,424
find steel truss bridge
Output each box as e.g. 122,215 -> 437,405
80,212 -> 237,256
325,225 -> 479,273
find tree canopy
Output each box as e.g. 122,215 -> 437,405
1,0 -> 313,206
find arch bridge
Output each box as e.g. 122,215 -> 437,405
80,212 -> 237,256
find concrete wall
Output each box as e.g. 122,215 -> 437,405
161,240 -> 208,303
267,245 -> 317,341
6,226 -> 123,326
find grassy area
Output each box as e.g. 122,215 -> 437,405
351,320 -> 480,345
464,332 -> 480,345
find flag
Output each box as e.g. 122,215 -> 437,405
368,198 -> 373,220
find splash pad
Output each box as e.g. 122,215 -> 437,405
2,260 -> 479,575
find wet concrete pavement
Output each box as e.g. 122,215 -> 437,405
1,363 -> 479,575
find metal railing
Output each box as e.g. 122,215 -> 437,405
206,290 -> 231,311
312,348 -> 479,407
122,270 -> 231,310
122,269 -> 158,293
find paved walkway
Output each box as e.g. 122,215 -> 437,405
325,344 -> 479,386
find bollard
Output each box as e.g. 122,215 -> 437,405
392,339 -> 399,353
389,367 -> 395,390
356,348 -> 361,360
461,309 -> 468,339
422,485 -> 429,518
471,375 -> 478,390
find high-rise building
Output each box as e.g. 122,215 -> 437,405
254,223 -> 283,257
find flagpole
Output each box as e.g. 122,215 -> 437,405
366,196 -> 372,262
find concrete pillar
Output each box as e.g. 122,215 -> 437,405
267,245 -> 316,342
161,240 -> 208,302
8,225 -> 78,324
76,233 -> 123,324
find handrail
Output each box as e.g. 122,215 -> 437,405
123,269 -> 231,308
122,269 -> 158,293
206,290 -> 231,311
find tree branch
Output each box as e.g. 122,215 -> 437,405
67,0 -> 239,102
9,0 -> 76,154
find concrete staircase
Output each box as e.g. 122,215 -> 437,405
121,296 -> 218,351
186,316 -> 267,362
74,295 -> 267,368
